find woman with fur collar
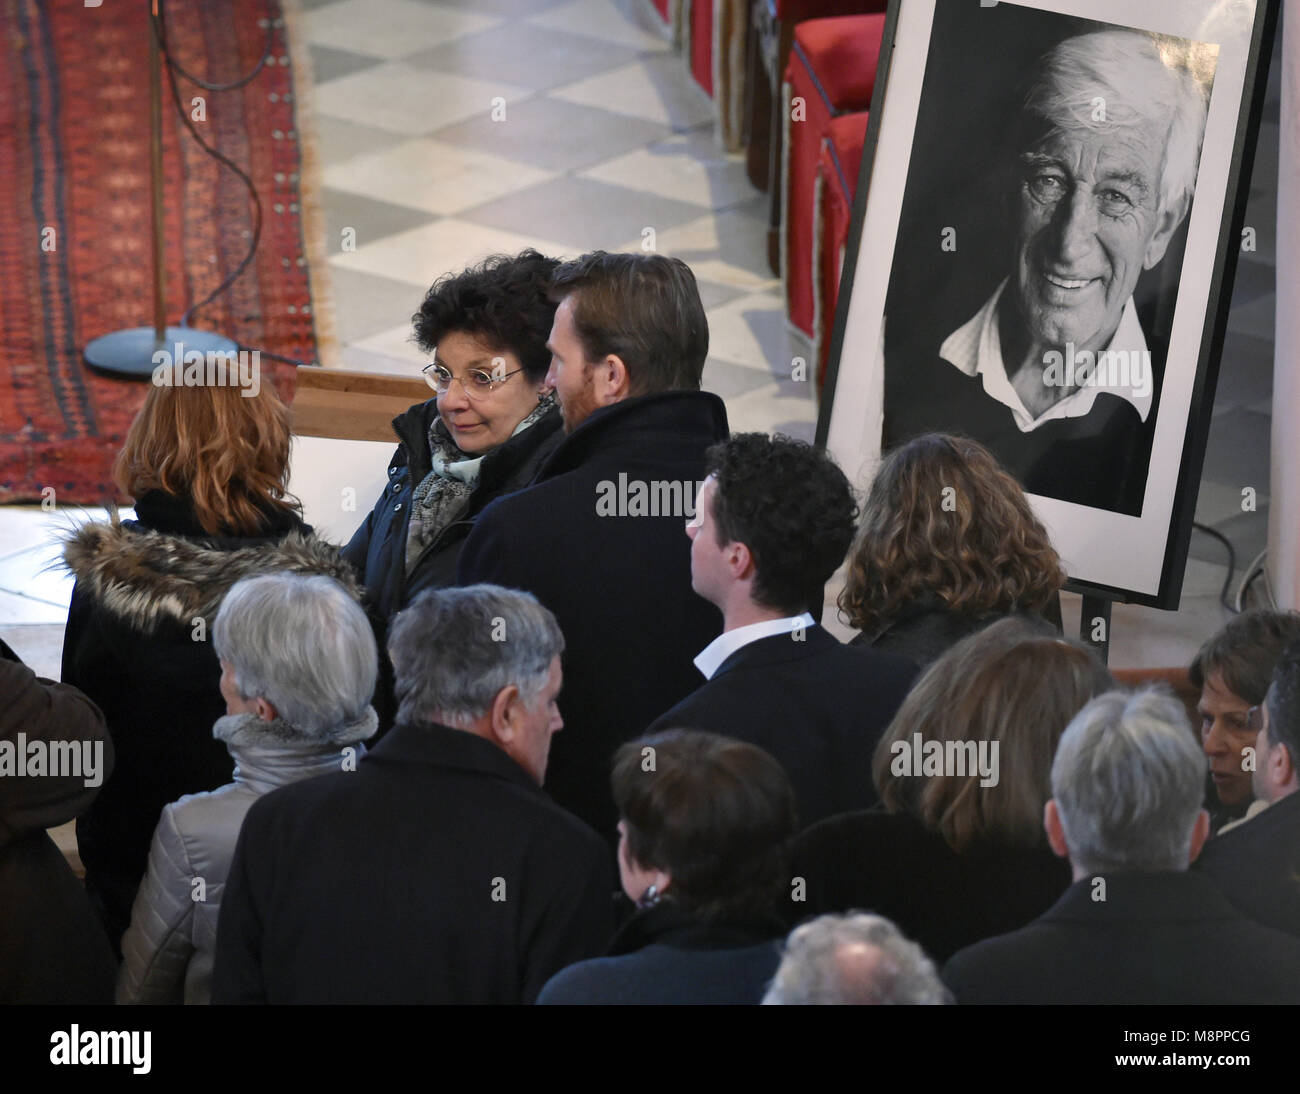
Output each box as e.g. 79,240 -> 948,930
118,573 -> 378,1005
61,381 -> 358,954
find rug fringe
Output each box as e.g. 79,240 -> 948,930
281,0 -> 340,370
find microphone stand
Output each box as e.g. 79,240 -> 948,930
83,1 -> 238,378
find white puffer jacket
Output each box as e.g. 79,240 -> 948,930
117,708 -> 377,1004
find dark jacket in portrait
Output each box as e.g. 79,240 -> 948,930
457,391 -> 729,841
789,809 -> 1072,964
212,722 -> 615,1004
343,396 -> 564,622
1195,791 -> 1300,938
0,654 -> 117,1004
883,309 -> 1166,517
942,871 -> 1300,1004
851,597 -> 1062,670
59,490 -> 353,952
536,900 -> 783,1005
648,624 -> 917,826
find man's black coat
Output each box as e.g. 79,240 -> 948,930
647,624 -> 917,827
942,871 -> 1300,1004
1195,791 -> 1300,938
211,723 -> 614,1004
457,391 -> 729,841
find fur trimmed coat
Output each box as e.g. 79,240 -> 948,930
60,490 -> 359,952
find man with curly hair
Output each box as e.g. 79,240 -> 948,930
648,433 -> 916,826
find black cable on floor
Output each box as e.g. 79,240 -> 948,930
150,2 -> 309,369
1192,521 -> 1237,613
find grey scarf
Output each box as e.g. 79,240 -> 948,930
404,392 -> 556,573
213,706 -> 379,748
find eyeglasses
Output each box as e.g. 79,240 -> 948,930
422,361 -> 524,398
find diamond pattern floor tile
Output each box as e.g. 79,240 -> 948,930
459,175 -> 703,252
324,138 -> 554,216
303,0 -> 498,60
308,43 -> 385,83
529,0 -> 672,52
320,187 -> 439,256
407,22 -> 642,92
550,55 -> 715,129
328,266 -> 430,345
330,218 -> 574,287
581,130 -> 758,210
314,62 -> 532,136
431,93 -> 672,174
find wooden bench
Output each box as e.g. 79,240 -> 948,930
291,367 -> 429,442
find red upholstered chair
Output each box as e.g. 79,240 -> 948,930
745,0 -> 887,211
813,109 -> 870,394
687,0 -> 716,96
782,13 -> 883,338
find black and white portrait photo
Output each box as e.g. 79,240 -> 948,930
820,0 -> 1273,605
882,10 -> 1217,516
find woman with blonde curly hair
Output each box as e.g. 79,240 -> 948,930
840,433 -> 1066,667
61,380 -> 359,954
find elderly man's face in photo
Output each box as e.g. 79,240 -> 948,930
1010,115 -> 1175,354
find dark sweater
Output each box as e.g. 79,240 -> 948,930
789,808 -> 1072,963
536,901 -> 783,1005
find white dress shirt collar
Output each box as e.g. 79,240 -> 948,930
938,278 -> 1153,433
693,613 -> 817,681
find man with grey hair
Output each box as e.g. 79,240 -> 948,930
213,584 -> 613,1004
762,913 -> 949,1005
942,688 -> 1300,1003
885,27 -> 1214,514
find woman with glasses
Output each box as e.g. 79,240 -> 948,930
343,249 -> 564,649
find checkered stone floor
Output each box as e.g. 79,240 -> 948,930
306,0 -> 816,442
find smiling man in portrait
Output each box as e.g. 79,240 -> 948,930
884,28 -> 1215,515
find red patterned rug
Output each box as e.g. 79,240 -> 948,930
0,0 -> 331,505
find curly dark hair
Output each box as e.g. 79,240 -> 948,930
838,434 -> 1065,635
612,729 -> 796,924
411,249 -> 560,381
704,433 -> 858,615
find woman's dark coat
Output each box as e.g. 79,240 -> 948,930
0,651 -> 117,1003
789,808 -> 1073,963
60,490 -> 357,951
852,595 -> 1064,669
